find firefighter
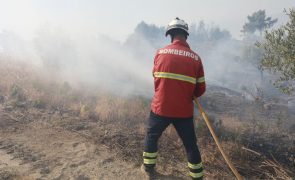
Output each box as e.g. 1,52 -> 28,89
141,17 -> 206,180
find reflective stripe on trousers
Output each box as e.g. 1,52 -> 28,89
188,162 -> 203,179
143,151 -> 158,167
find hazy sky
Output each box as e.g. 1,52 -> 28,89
0,0 -> 294,41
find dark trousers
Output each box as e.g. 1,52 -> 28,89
144,111 -> 202,165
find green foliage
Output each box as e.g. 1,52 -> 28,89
10,84 -> 26,101
10,85 -> 20,97
257,9 -> 295,94
32,99 -> 46,109
242,10 -> 278,35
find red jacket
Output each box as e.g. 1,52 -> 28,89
151,39 -> 206,118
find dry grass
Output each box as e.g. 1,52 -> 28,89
0,57 -> 294,179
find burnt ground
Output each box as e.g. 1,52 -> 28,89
0,105 -> 193,180
0,85 -> 294,180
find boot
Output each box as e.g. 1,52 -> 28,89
141,164 -> 157,180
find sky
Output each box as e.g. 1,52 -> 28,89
0,0 -> 294,41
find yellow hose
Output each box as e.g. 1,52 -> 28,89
194,99 -> 243,180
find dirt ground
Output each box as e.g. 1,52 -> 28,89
0,58 -> 294,180
0,85 -> 294,180
0,117 -> 142,180
0,103 -> 190,180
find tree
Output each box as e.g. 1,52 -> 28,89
242,10 -> 278,35
209,26 -> 231,41
257,9 -> 295,94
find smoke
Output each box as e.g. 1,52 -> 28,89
0,24 -> 157,97
0,20 -> 291,103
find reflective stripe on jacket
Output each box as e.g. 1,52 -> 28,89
151,39 -> 206,118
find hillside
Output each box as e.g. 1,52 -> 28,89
0,59 -> 294,180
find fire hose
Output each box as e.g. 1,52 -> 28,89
194,99 -> 243,180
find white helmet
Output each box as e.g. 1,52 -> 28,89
165,17 -> 189,36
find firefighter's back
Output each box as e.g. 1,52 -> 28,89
151,39 -> 202,118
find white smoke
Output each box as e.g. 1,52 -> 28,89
0,25 -> 156,97
0,20 -> 292,104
